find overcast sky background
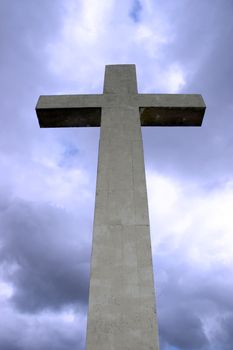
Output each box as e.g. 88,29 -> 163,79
0,1 -> 233,349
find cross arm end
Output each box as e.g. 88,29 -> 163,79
36,94 -> 103,128
139,94 -> 206,127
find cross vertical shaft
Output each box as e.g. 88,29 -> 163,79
86,66 -> 160,349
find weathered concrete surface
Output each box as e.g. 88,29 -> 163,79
86,65 -> 160,350
35,64 -> 206,350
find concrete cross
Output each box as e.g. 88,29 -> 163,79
36,64 -> 205,350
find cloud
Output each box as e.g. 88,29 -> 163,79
163,63 -> 186,93
0,303 -> 86,350
160,309 -> 208,350
147,171 -> 233,349
45,0 -> 173,92
147,172 -> 233,264
0,199 -> 91,312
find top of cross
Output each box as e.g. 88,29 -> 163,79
103,64 -> 138,94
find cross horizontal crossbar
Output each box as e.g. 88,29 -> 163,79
36,92 -> 205,128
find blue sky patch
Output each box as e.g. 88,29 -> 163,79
129,0 -> 142,22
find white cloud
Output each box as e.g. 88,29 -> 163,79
0,281 -> 13,300
45,0 -> 174,92
147,171 -> 233,267
163,63 -> 186,93
0,141 -> 93,212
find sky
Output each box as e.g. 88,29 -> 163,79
0,0 -> 233,349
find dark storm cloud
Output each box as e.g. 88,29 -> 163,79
160,311 -> 207,350
0,198 -> 91,312
216,314 -> 233,350
0,305 -> 85,350
0,343 -> 21,350
154,249 -> 233,350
